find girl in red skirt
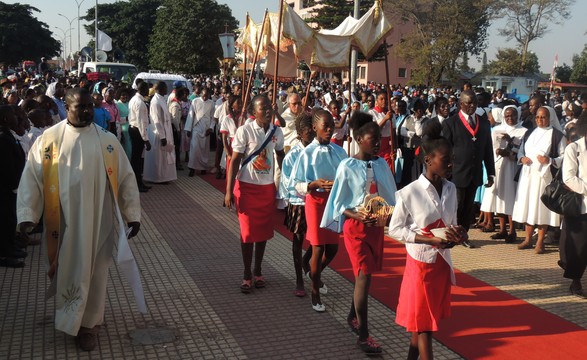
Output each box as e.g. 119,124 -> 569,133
279,112 -> 315,297
225,95 -> 285,293
321,111 -> 397,354
388,122 -> 467,360
289,109 -> 348,312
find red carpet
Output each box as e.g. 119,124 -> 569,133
201,173 -> 587,359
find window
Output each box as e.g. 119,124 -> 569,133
359,66 -> 366,79
398,68 -> 407,78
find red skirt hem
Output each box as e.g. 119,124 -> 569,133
234,180 -> 275,243
343,218 -> 384,276
395,254 -> 452,332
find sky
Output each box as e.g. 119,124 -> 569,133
6,0 -> 586,73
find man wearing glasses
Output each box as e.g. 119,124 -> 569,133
279,92 -> 304,153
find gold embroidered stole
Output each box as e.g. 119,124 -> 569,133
42,125 -> 119,278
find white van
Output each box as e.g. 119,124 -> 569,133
132,73 -> 192,95
78,62 -> 138,82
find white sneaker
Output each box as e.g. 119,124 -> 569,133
319,283 -> 328,295
312,302 -> 326,312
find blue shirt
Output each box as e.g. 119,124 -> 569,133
93,108 -> 111,130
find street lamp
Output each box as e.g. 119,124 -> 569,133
58,13 -> 77,65
54,27 -> 68,70
74,0 -> 87,53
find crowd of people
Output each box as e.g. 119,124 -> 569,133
2,67 -> 587,356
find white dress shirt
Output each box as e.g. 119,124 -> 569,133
128,93 -> 149,141
388,174 -> 457,284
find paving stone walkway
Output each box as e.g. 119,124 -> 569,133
1,168 -> 585,359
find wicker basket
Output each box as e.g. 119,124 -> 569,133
359,195 -> 394,227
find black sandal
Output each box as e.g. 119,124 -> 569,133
490,232 -> 508,240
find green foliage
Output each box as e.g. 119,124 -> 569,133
555,63 -> 572,83
83,0 -> 161,70
487,48 -> 540,76
148,0 -> 238,74
570,46 -> 587,84
388,0 -> 492,86
0,2 -> 60,66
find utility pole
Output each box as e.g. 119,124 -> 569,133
349,0 -> 360,93
58,14 -> 77,70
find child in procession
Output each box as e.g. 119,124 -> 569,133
321,111 -> 397,355
388,122 -> 468,360
279,112 -> 315,297
289,109 -> 347,312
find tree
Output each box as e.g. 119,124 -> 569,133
149,0 -> 238,74
0,2 -> 60,66
492,0 -> 574,73
555,63 -> 572,83
83,0 -> 161,70
387,0 -> 493,86
570,46 -> 587,84
487,48 -> 540,76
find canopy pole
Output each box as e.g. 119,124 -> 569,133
347,50 -> 353,155
303,71 -> 316,109
272,0 -> 285,123
383,40 -> 395,176
241,9 -> 269,125
242,13 -> 249,105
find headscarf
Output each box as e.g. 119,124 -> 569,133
543,105 -> 563,132
501,105 -> 522,131
491,107 -> 503,124
93,81 -> 105,94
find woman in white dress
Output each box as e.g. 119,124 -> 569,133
512,107 -> 566,253
481,105 -> 527,242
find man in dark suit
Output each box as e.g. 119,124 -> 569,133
442,90 -> 495,248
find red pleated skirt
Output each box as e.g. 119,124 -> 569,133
305,191 -> 339,245
395,254 -> 452,332
234,180 -> 275,243
343,218 -> 384,276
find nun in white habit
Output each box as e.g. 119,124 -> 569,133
481,105 -> 527,242
512,106 -> 566,253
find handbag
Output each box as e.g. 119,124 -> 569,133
541,167 -> 583,217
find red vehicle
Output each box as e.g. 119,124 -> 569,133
86,71 -> 111,82
22,60 -> 36,73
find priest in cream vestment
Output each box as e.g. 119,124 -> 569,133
16,88 -> 142,351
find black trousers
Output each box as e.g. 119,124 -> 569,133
560,213 -> 587,280
129,126 -> 145,187
0,192 -> 18,257
172,124 -> 181,166
456,183 -> 478,231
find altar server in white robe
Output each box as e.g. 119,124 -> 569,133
144,81 -> 177,183
185,88 -> 215,176
16,88 -> 142,351
513,106 -> 566,254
